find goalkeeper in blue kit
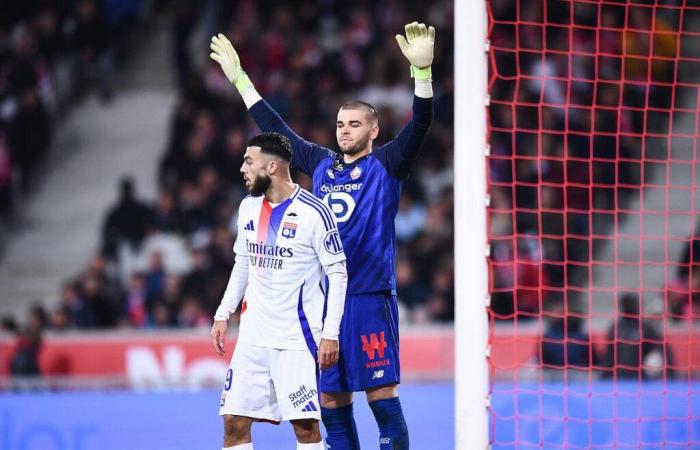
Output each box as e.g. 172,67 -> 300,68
211,22 -> 435,449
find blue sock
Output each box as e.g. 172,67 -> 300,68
369,397 -> 409,450
321,403 -> 360,450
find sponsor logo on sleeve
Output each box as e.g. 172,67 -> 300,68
323,230 -> 344,254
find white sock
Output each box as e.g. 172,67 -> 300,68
296,441 -> 324,449
223,444 -> 253,450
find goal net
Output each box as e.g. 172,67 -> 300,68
486,1 -> 700,447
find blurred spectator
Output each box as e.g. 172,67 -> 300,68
396,258 -> 429,314
7,83 -> 51,193
50,305 -> 72,332
149,274 -> 183,328
172,0 -> 201,88
9,330 -> 42,376
1,316 -> 19,334
177,294 -> 210,327
101,177 -> 154,259
395,194 -> 427,243
0,133 -> 12,216
144,251 -> 166,303
423,267 -> 455,322
181,247 -> 211,312
9,305 -> 47,376
601,292 -> 674,380
540,302 -> 596,381
667,223 -> 700,320
68,0 -> 115,102
152,189 -> 185,233
124,273 -> 148,327
81,272 -> 119,328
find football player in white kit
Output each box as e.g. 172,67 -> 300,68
211,131 -> 348,450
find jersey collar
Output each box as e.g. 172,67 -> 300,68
263,185 -> 301,210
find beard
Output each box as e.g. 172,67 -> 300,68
338,132 -> 371,156
247,173 -> 271,196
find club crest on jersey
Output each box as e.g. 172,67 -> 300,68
281,222 -> 297,239
326,169 -> 335,180
332,158 -> 344,172
350,166 -> 362,180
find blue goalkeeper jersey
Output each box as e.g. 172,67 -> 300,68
249,96 -> 433,294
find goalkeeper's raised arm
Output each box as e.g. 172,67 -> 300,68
209,22 -> 435,177
210,21 -> 435,104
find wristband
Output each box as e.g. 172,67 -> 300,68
410,65 -> 432,81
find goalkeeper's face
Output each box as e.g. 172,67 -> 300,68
336,109 -> 378,157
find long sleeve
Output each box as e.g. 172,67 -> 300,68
373,94 -> 434,179
248,99 -> 333,176
321,261 -> 348,340
213,254 -> 249,321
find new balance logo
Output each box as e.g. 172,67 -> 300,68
372,370 -> 385,380
301,401 -> 318,412
244,220 -> 254,231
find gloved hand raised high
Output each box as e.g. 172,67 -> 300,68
395,22 -> 436,80
210,33 -> 253,93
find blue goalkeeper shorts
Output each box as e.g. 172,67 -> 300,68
320,292 -> 401,393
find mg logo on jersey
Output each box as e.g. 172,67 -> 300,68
281,222 -> 297,239
361,332 -> 387,360
324,230 -> 344,254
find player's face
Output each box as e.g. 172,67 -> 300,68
336,109 -> 378,156
240,146 -> 272,196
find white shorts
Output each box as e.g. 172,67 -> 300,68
219,342 -> 320,422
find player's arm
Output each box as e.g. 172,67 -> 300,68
376,22 -> 436,179
319,260 -> 348,370
309,204 -> 348,370
211,217 -> 249,356
209,34 -> 331,176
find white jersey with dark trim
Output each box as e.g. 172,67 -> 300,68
234,186 -> 346,351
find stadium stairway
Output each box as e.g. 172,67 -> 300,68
590,74 -> 700,319
0,16 -> 175,321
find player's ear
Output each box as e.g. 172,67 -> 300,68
266,159 -> 277,175
370,123 -> 379,140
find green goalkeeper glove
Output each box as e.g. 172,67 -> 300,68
209,33 -> 253,93
395,22 -> 436,81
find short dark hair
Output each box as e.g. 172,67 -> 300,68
247,132 -> 292,162
340,101 -> 378,123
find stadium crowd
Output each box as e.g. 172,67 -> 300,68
3,0 -> 456,336
0,0 -> 146,219
487,1 -> 684,320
